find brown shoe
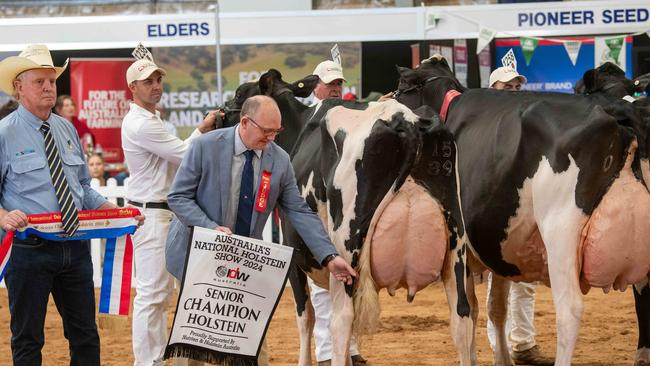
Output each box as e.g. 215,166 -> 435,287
511,345 -> 555,365
317,361 -> 331,366
352,354 -> 369,366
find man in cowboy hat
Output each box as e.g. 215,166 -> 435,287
0,44 -> 142,365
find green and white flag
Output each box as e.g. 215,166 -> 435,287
563,40 -> 582,66
604,36 -> 624,64
476,26 -> 496,55
519,37 -> 538,66
595,36 -> 627,71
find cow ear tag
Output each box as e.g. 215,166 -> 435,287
255,170 -> 272,212
298,82 -> 304,88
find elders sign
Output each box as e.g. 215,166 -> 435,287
165,226 -> 294,365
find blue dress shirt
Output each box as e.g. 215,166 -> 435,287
0,105 -> 106,218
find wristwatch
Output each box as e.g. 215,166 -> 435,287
321,253 -> 339,267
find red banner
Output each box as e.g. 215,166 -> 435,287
70,59 -> 133,164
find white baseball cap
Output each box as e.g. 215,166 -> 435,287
126,59 -> 166,85
489,67 -> 527,88
313,60 -> 346,84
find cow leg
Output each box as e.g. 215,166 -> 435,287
537,221 -> 584,366
288,263 -> 315,366
487,275 -> 513,366
634,282 -> 650,366
442,241 -> 477,366
532,158 -> 587,365
329,274 -> 354,366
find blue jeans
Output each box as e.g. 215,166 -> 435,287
5,236 -> 100,366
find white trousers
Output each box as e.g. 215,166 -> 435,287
486,273 -> 538,352
309,279 -> 360,362
132,208 -> 175,366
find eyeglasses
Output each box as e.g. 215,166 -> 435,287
245,115 -> 284,136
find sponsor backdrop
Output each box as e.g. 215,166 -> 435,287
153,42 -> 361,139
70,59 -> 133,164
495,37 -> 633,93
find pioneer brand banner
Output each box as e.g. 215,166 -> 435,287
70,58 -> 133,164
164,227 -> 294,365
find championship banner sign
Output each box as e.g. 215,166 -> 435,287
70,58 -> 134,164
0,208 -> 140,327
165,226 -> 294,366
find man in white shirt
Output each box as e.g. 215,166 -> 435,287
309,60 -> 367,366
121,59 -> 218,366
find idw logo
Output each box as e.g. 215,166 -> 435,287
216,266 -> 249,282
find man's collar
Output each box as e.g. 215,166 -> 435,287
234,124 -> 262,158
17,104 -> 53,130
129,102 -> 160,118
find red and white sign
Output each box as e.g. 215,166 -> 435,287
70,59 -> 133,163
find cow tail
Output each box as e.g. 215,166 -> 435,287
353,190 -> 399,336
353,233 -> 381,336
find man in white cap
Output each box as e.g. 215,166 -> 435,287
310,60 -> 368,366
488,66 -> 528,91
486,66 -> 554,366
121,58 -> 219,366
0,44 -> 143,365
312,60 -> 346,102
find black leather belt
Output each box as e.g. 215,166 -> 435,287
127,200 -> 170,210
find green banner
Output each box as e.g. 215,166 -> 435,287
519,37 -> 538,66
604,36 -> 624,63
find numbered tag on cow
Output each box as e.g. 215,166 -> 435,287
164,226 -> 294,366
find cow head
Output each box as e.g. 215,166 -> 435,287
222,69 -> 319,152
393,55 -> 465,114
576,64 -> 650,189
575,62 -> 637,98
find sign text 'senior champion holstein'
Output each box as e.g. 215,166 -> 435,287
165,226 -> 293,365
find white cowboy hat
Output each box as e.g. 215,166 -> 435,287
0,44 -> 68,95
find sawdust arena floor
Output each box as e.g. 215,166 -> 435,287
0,281 -> 637,365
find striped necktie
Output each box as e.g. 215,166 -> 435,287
40,121 -> 79,236
234,150 -> 255,236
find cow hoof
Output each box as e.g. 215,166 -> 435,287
636,348 -> 650,366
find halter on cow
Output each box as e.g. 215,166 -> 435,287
395,55 -> 650,366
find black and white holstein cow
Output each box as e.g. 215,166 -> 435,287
575,63 -> 650,366
394,56 -> 650,365
224,69 -> 475,366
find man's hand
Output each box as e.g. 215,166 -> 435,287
198,110 -> 224,133
0,209 -> 28,231
214,226 -> 232,235
327,256 -> 357,285
378,92 -> 395,102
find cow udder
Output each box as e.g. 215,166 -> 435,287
581,143 -> 650,293
368,177 -> 448,301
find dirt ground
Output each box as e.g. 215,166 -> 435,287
0,281 -> 638,365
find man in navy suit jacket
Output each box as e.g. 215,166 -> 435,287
165,96 -> 356,364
